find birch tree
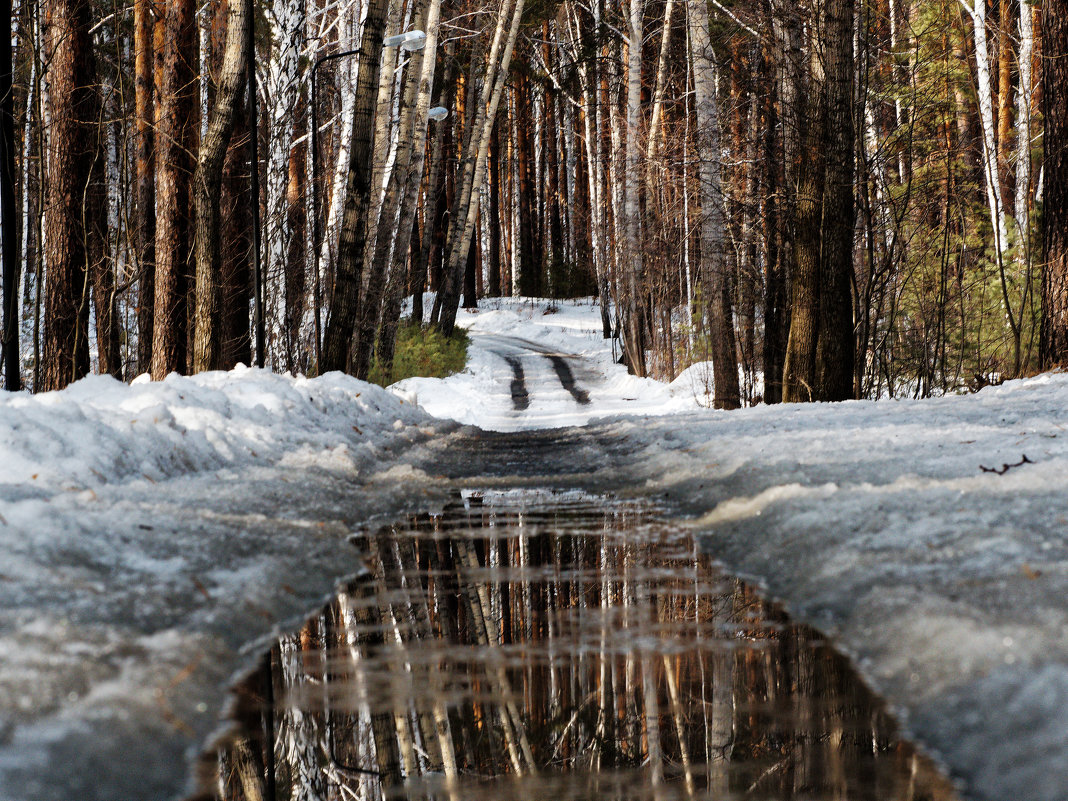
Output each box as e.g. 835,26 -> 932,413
264,0 -> 306,371
687,0 -> 739,407
434,0 -> 526,336
192,0 -> 249,372
320,0 -> 392,372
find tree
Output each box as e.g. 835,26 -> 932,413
688,0 -> 740,408
151,0 -> 197,379
1,0 -> 18,390
320,0 -> 391,373
1042,0 -> 1068,367
433,0 -> 526,336
782,0 -> 855,402
41,0 -> 100,391
133,0 -> 155,376
193,0 -> 250,372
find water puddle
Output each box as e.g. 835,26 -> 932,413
204,489 -> 959,801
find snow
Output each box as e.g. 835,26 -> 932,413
6,296 -> 1068,800
0,367 -> 452,801
392,297 -> 713,429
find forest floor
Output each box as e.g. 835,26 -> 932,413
2,297 -> 1068,801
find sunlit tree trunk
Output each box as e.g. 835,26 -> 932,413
264,0 -> 306,371
320,0 -> 392,372
41,0 -> 99,390
687,0 -> 738,405
621,0 -> 646,376
192,0 -> 248,372
134,0 -> 155,376
152,0 -> 196,379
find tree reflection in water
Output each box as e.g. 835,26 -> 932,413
204,490 -> 959,801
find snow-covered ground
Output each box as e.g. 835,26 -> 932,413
5,296 -> 1068,800
0,369 -> 454,800
397,297 -> 1068,800
393,296 -> 717,429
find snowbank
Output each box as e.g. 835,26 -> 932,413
0,366 -> 433,492
0,367 -> 448,801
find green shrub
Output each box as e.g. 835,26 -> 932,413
369,323 -> 470,386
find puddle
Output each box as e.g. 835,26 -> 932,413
204,490 -> 959,801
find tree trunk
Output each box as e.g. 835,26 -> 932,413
41,0 -> 99,391
134,0 -> 155,376
221,110 -> 253,368
1,0 -> 18,390
152,0 -> 196,379
782,8 -> 824,403
688,0 -> 738,406
435,0 -> 525,335
192,0 -> 248,372
487,121 -> 503,296
1042,0 -> 1068,367
621,0 -> 646,376
814,0 -> 855,400
320,0 -> 391,373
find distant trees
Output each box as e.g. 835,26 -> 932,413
2,0 -> 1065,402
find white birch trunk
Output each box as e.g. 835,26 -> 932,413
644,0 -> 675,187
963,0 -> 1010,265
320,5 -> 359,300
1014,0 -> 1033,264
264,0 -> 306,370
622,0 -> 645,374
436,0 -> 525,331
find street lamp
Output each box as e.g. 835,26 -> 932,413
308,29 -> 429,369
383,30 -> 427,50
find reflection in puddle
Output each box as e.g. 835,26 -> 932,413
206,490 -> 958,801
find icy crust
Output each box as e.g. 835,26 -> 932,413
0,368 -> 452,801
602,374 -> 1068,801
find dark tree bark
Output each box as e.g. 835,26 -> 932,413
516,77 -> 539,297
814,0 -> 856,400
1,0 -> 18,390
41,0 -> 99,391
487,121 -> 502,297
192,0 -> 249,372
221,113 -> 253,368
1042,0 -> 1068,367
134,0 -> 156,376
320,0 -> 391,373
151,0 -> 197,379
285,128 -> 308,372
782,0 -> 855,402
760,32 -> 786,404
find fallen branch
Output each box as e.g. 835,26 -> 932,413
979,454 -> 1033,475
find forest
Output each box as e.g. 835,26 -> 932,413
5,0 -> 1068,407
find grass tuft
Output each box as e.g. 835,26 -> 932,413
369,323 -> 470,387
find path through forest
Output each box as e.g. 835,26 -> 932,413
4,301 -> 1068,800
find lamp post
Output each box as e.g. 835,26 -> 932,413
309,30 -> 432,370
